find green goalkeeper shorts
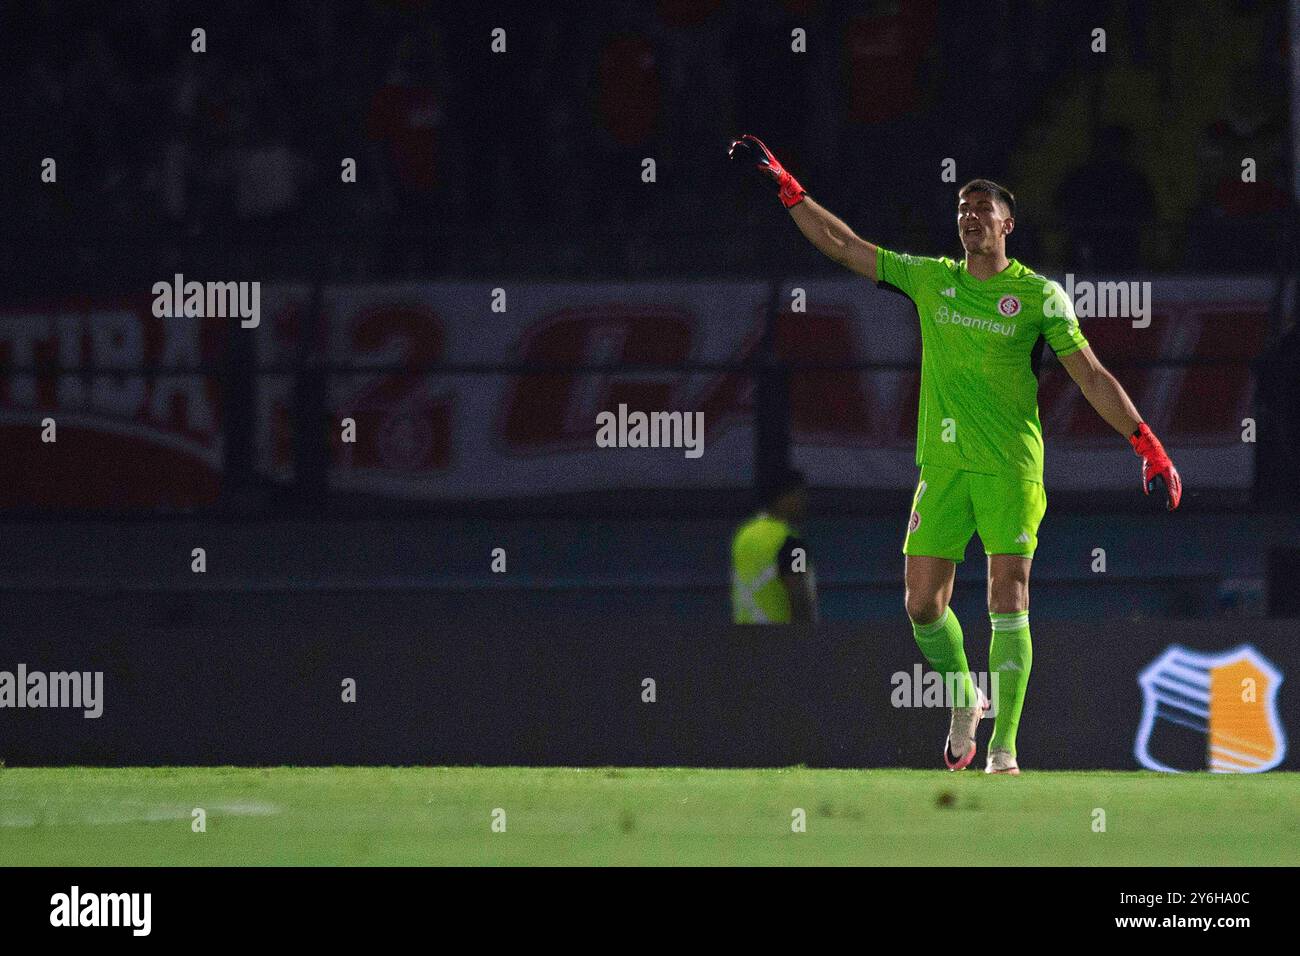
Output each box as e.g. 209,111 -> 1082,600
902,464 -> 1047,562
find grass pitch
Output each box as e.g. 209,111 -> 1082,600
0,767 -> 1296,866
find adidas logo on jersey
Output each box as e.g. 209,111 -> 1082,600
1015,532 -> 1030,544
940,287 -> 957,297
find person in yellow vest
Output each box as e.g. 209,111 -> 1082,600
731,469 -> 818,623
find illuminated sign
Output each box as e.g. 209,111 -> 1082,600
1136,644 -> 1286,772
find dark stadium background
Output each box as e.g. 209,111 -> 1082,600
1,0 -> 1296,769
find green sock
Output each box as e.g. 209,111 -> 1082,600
988,611 -> 1032,756
911,607 -> 979,709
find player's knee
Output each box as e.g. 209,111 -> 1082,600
905,591 -> 946,626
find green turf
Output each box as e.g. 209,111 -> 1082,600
0,767 -> 1296,865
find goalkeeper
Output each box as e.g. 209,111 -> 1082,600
730,135 -> 1181,774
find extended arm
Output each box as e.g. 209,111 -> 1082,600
1058,345 -> 1142,436
728,134 -> 878,280
1058,345 -> 1182,510
789,197 -> 879,280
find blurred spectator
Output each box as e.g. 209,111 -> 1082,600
1186,65 -> 1288,272
836,0 -> 939,239
731,468 -> 818,624
593,20 -> 664,233
235,110 -> 309,233
596,32 -> 662,150
1054,125 -> 1155,272
367,32 -> 447,271
842,1 -> 935,127
1,0 -> 1288,282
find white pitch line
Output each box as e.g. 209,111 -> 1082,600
0,800 -> 281,828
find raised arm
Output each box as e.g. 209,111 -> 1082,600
728,134 -> 879,280
789,197 -> 879,280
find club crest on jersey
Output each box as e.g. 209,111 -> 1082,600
908,480 -> 927,534
997,295 -> 1021,317
1135,644 -> 1286,773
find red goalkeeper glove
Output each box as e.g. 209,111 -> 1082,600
1130,422 -> 1182,511
728,134 -> 806,208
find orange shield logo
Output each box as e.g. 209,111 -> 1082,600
1136,644 -> 1286,772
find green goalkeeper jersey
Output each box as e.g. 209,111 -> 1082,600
876,248 -> 1088,484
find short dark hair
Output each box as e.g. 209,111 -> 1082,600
761,467 -> 806,507
959,179 -> 1016,218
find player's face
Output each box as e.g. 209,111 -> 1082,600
957,192 -> 1013,254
